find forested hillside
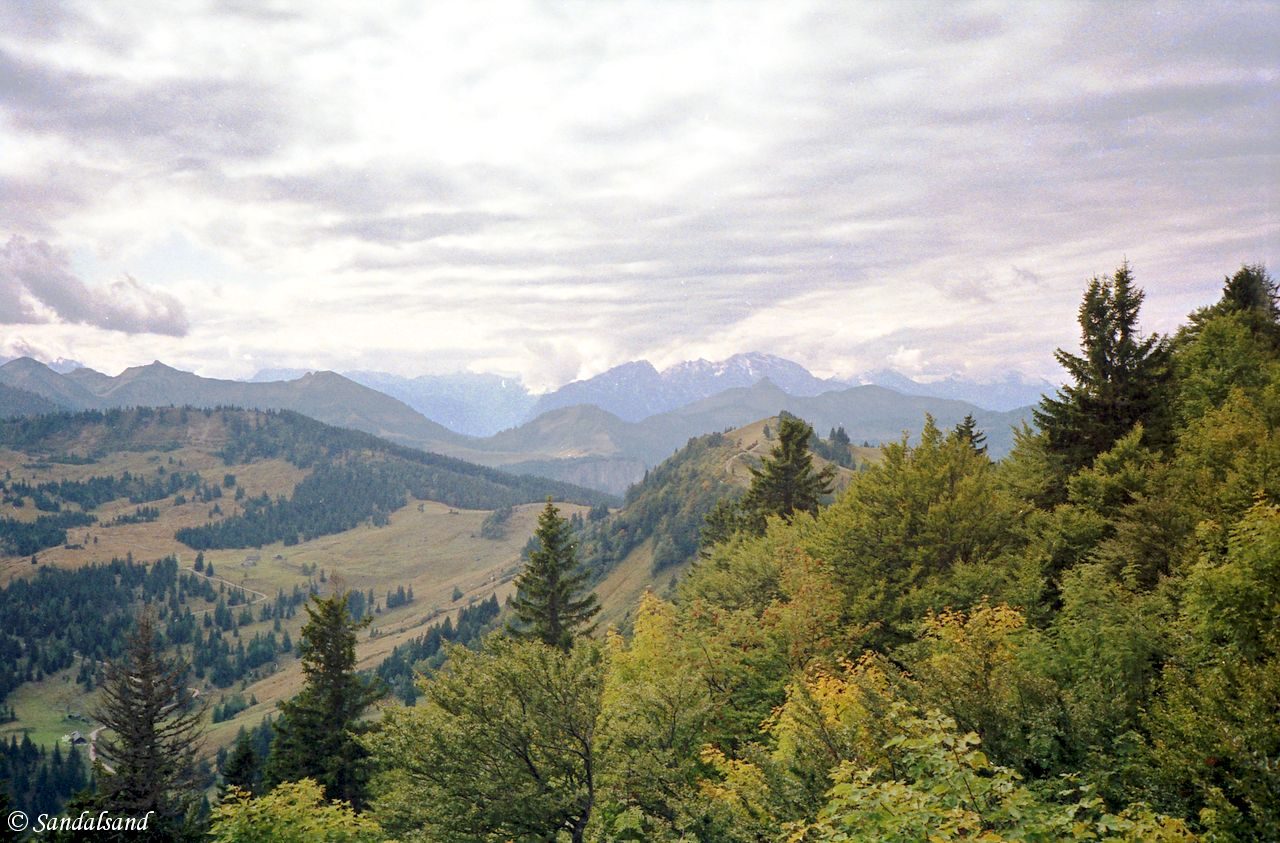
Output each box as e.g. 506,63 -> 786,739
575,417 -> 867,627
351,263 -> 1277,841
0,406 -> 610,559
0,405 -> 611,823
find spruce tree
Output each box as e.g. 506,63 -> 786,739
741,415 -> 835,533
220,731 -> 260,797
264,592 -> 383,809
1188,263 -> 1280,348
93,608 -> 205,835
952,413 -> 988,455
510,500 -> 600,651
1033,262 -> 1172,478
1221,263 -> 1279,322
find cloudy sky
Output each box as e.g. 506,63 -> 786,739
0,1 -> 1275,390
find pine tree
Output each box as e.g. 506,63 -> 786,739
220,731 -> 259,797
93,608 -> 205,834
952,413 -> 988,455
510,500 -> 600,651
1191,263 -> 1280,348
1033,262 -> 1172,479
1221,263 -> 1279,323
741,415 -> 835,532
264,592 -> 383,809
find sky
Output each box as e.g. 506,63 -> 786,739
0,1 -> 1276,392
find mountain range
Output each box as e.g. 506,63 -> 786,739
250,351 -> 1050,436
0,357 -> 464,447
1,356 -> 1037,494
524,353 -> 850,423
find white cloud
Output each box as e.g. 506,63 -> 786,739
0,1 -> 1274,386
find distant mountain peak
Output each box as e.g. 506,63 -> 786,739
1,356 -> 51,372
524,352 -> 847,424
609,359 -> 660,375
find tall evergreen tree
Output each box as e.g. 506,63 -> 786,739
1187,263 -> 1280,349
220,731 -> 260,798
1221,262 -> 1279,322
264,592 -> 383,809
1033,262 -> 1172,478
510,500 -> 600,652
93,608 -> 205,836
952,413 -> 988,455
741,415 -> 835,532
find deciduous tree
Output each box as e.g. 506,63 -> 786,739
210,778 -> 381,843
368,637 -> 604,843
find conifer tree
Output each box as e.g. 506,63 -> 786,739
1221,262 -> 1279,323
741,415 -> 835,532
510,500 -> 600,651
264,592 -> 383,809
1188,263 -> 1280,348
220,731 -> 260,797
1033,262 -> 1171,478
94,608 -> 205,835
952,413 -> 987,455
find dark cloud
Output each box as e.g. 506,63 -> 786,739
0,46 -> 288,164
0,236 -> 189,336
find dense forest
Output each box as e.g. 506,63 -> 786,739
0,733 -> 90,819
0,556 -> 311,704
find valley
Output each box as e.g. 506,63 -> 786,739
0,402 -> 859,768
0,407 -> 606,766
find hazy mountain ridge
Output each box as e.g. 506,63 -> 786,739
527,352 -> 849,422
0,358 -> 466,451
345,370 -> 536,437
2,357 -> 1034,496
0,382 -> 63,418
459,379 -> 1030,493
253,368 -> 536,436
861,369 -> 1054,412
241,353 -> 1047,436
